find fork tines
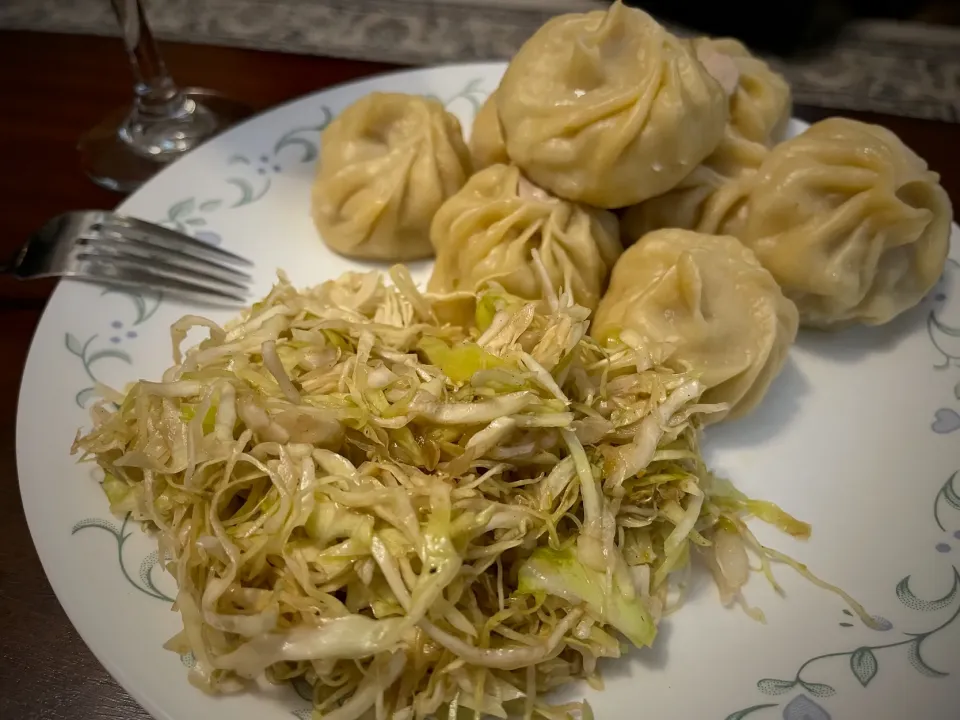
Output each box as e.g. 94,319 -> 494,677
78,213 -> 254,304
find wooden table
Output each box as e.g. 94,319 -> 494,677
0,29 -> 957,720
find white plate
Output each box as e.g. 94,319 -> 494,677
16,62 -> 960,720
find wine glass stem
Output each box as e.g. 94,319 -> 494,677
111,0 -> 186,119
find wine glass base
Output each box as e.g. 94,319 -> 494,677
78,88 -> 253,194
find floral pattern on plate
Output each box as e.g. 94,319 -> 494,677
19,64 -> 960,720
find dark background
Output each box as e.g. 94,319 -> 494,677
632,0 -> 960,53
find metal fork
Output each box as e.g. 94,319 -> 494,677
7,210 -> 253,304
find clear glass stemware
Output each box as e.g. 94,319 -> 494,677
78,0 -> 251,193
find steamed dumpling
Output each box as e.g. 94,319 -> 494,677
497,2 -> 728,208
469,91 -> 509,170
619,134 -> 764,243
428,164 -> 622,310
592,229 -> 798,422
694,37 -> 791,145
736,118 -> 953,329
311,92 -> 472,261
620,37 -> 789,243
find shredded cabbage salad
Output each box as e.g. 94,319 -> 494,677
73,259 -> 872,720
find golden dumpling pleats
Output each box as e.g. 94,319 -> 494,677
619,135 -> 764,244
428,164 -> 622,311
469,91 -> 509,171
497,2 -> 728,208
695,37 -> 791,145
311,92 -> 472,261
592,229 -> 798,422
737,118 -> 953,329
620,37 -> 789,243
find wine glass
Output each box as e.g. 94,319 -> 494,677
78,0 -> 252,193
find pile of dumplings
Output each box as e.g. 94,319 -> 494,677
311,1 -> 953,423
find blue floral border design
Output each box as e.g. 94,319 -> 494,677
71,514 -> 174,602
66,78 -> 493,718
157,112 -> 334,234
66,115 -> 960,715
66,77 -> 495,412
929,259 -> 960,434
69,78 -> 960,720
725,256 -> 960,720
65,106 -> 339,412
66,287 -> 163,408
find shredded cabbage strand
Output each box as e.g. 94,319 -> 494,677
72,266 -> 861,720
